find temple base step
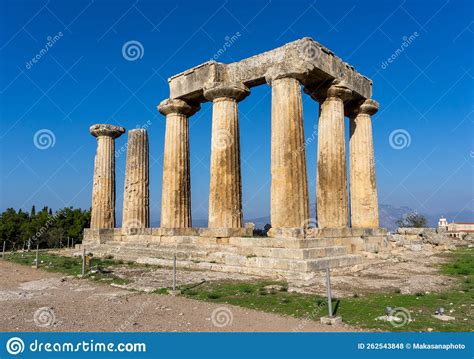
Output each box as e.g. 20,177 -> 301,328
79,227 -> 387,285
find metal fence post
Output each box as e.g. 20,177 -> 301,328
81,247 -> 86,277
35,244 -> 39,269
326,268 -> 333,317
172,255 -> 177,291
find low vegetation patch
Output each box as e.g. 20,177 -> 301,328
6,251 -> 132,285
178,248 -> 474,332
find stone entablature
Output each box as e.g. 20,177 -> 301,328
168,37 -> 371,104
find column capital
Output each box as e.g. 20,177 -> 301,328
158,98 -> 200,117
203,82 -> 249,102
304,80 -> 352,103
90,124 -> 125,139
264,62 -> 313,85
356,98 -> 379,116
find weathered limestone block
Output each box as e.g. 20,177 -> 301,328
349,99 -> 379,228
169,38 -> 372,102
204,82 -> 249,228
90,124 -> 125,229
122,129 -> 149,229
309,82 -> 351,228
158,99 -> 200,228
266,70 -> 309,229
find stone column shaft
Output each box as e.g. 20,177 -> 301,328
316,84 -> 351,228
122,129 -> 149,228
158,99 -> 199,228
205,83 -> 249,228
349,99 -> 379,228
90,124 -> 125,229
269,76 -> 309,228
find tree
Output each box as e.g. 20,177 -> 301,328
0,206 -> 91,250
396,212 -> 427,228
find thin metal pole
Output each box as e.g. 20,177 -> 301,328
67,237 -> 70,248
172,255 -> 177,291
81,247 -> 86,277
326,268 -> 333,317
35,244 -> 39,269
2,241 -> 5,259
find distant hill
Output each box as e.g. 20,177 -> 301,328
150,205 -> 473,231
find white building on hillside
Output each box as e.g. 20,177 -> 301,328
438,216 -> 474,238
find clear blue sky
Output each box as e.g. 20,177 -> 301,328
0,0 -> 473,224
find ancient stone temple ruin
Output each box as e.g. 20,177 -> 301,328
83,37 -> 387,285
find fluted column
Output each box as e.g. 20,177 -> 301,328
266,72 -> 309,228
158,99 -> 199,228
349,99 -> 380,228
122,129 -> 149,229
90,124 -> 125,229
314,83 -> 351,228
204,83 -> 249,228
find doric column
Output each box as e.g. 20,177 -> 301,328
349,99 -> 380,228
90,124 -> 125,229
204,82 -> 249,228
122,129 -> 149,229
158,99 -> 199,228
266,71 -> 309,228
313,82 -> 352,228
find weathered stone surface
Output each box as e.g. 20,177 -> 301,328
314,83 -> 351,228
349,99 -> 379,228
267,74 -> 309,228
205,83 -> 249,228
90,124 -> 125,229
169,37 -> 371,102
158,99 -> 199,228
122,129 -> 149,229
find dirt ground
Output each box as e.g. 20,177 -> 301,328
0,261 -> 355,332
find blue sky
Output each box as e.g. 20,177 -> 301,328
0,0 -> 473,224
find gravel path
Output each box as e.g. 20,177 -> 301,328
0,261 -> 356,332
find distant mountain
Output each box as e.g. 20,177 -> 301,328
150,205 -> 473,232
378,204 -> 414,230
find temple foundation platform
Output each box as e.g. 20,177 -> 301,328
82,228 -> 388,286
